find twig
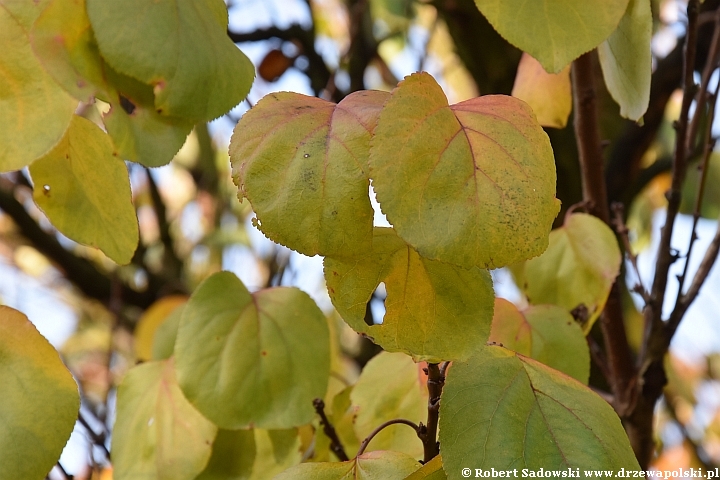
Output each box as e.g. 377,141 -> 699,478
53,462 -> 73,480
611,202 -> 649,303
356,419 -> 420,456
418,363 -> 444,463
78,411 -> 111,461
312,399 -> 349,461
571,52 -> 635,412
587,335 -> 611,383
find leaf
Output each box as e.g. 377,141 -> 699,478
325,228 -> 494,362
29,115 -> 139,265
438,346 -> 640,477
175,271 -> 330,429
111,359 -> 218,480
511,53 -> 572,129
351,352 -> 427,458
473,0 -> 629,73
0,0 -> 76,172
0,306 -> 80,480
249,429 -> 301,480
403,455 -> 446,480
86,0 -> 254,122
598,0 -> 652,121
370,72 -> 560,269
30,0 -> 193,167
490,299 -> 590,384
517,213 -> 622,333
230,90 -> 388,258
133,295 -> 187,361
598,0 -> 653,121
152,304 -> 185,360
196,429 -> 256,480
274,451 -> 422,480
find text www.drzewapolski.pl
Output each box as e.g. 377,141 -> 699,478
460,468 -> 720,479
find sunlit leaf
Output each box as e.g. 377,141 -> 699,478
29,115 -> 139,265
274,451 -> 422,480
681,154 -> 720,219
370,72 -> 560,269
230,90 -> 388,258
512,53 -> 571,129
325,228 -> 494,362
250,429 -> 301,480
134,295 -> 187,361
490,299 -> 590,383
30,0 -> 193,167
598,0 -> 652,121
152,304 -> 185,361
0,306 -> 79,480
0,0 -> 75,172
517,213 -> 622,333
196,429 -> 256,480
351,352 -> 426,458
87,0 -> 254,121
112,359 -> 218,480
403,455 -> 446,480
439,346 -> 640,476
473,0 -> 629,73
175,271 -> 330,429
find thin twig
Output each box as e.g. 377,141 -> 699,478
78,411 -> 111,460
312,398 -> 349,461
611,202 -> 649,303
53,462 -> 73,480
356,419 -> 420,456
418,363 -> 444,463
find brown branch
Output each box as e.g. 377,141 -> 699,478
571,52 -> 635,413
418,363 -> 444,463
611,202 -> 649,303
0,180 -> 185,314
313,399 -> 349,461
356,419 -> 420,456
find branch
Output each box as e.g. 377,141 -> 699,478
571,52 -> 635,412
418,363 -> 444,463
0,180 -> 185,313
145,169 -> 184,279
78,411 -> 111,461
356,419 -> 420,457
611,203 -> 649,303
312,398 -> 349,461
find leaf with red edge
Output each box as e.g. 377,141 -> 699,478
370,72 -> 560,269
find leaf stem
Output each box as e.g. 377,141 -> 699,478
356,419 -> 420,457
312,398 -> 349,461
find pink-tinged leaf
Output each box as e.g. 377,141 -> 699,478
230,90 -> 388,258
512,53 -> 572,129
370,72 -> 560,269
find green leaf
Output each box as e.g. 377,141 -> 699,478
111,359 -> 218,480
133,295 -> 187,361
30,0 -> 193,167
439,346 -> 640,477
325,228 -> 494,362
196,429 -> 256,480
473,0 -> 629,73
249,429 -> 301,480
351,352 -> 426,458
403,455 -> 446,480
152,304 -> 185,361
29,115 -> 139,265
598,0 -> 652,121
87,0 -> 254,122
370,72 -> 560,269
275,451 -> 422,480
230,90 -> 388,258
175,271 -> 330,429
0,0 -> 76,172
490,299 -> 590,384
681,154 -> 720,219
329,386 -> 361,458
0,306 -> 79,480
517,213 -> 622,333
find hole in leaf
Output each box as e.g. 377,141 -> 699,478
364,282 -> 386,326
119,95 -> 136,115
